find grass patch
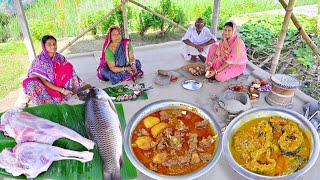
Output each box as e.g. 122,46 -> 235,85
0,42 -> 27,55
0,55 -> 30,98
0,41 -> 42,98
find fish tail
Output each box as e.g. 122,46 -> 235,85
104,169 -> 121,180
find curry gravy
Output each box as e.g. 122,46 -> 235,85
230,116 -> 311,176
131,109 -> 218,176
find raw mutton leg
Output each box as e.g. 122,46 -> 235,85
0,142 -> 94,179
0,107 -> 94,150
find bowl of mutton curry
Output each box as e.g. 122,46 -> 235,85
124,100 -> 222,179
223,107 -> 319,180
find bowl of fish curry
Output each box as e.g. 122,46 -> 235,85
124,100 -> 222,179
223,107 -> 319,180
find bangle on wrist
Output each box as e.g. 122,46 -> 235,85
214,69 -> 218,74
61,88 -> 65,93
123,67 -> 125,72
131,61 -> 135,65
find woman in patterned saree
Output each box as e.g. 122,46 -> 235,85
205,21 -> 247,82
97,26 -> 143,85
22,35 -> 85,105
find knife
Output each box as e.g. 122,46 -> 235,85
72,84 -> 92,95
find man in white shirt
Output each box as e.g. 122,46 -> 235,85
181,17 -> 217,62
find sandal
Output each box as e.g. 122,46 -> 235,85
158,69 -> 170,76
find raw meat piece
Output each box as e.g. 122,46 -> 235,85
0,142 -> 93,178
0,107 -> 94,150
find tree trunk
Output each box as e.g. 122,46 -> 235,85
121,0 -> 129,38
211,0 -> 221,36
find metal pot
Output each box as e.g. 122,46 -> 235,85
223,107 -> 320,180
124,100 -> 223,180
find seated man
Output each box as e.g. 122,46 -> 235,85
181,17 -> 217,62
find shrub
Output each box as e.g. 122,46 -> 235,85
239,24 -> 276,53
29,19 -> 56,41
6,16 -> 21,41
201,6 -> 213,28
83,10 -> 115,35
0,12 -> 11,42
138,0 -> 186,36
138,10 -> 158,36
238,14 -> 318,68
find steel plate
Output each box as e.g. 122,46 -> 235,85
182,79 -> 202,90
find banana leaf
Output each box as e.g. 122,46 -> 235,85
103,83 -> 148,101
0,103 -> 137,180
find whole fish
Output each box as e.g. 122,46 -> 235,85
85,87 -> 123,180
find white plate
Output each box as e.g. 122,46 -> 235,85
182,80 -> 202,90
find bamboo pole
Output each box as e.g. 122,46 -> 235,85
122,0 -> 129,38
270,0 -> 295,74
278,0 -> 320,65
128,0 -> 187,32
211,0 -> 221,36
14,0 -> 35,60
58,4 -> 122,53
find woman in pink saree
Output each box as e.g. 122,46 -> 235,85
22,35 -> 85,105
205,21 -> 247,82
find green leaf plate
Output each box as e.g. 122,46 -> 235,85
0,103 -> 137,180
103,83 -> 148,102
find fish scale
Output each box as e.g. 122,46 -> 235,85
85,88 -> 123,180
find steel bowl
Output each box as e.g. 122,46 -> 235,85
124,100 -> 223,180
223,107 -> 320,180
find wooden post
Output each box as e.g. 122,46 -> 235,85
121,0 -> 129,38
14,0 -> 35,60
211,0 -> 221,36
58,4 -> 122,53
278,0 -> 320,65
270,0 -> 295,74
128,0 -> 187,32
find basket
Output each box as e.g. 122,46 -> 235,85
266,74 -> 300,108
180,63 -> 205,71
270,74 -> 301,88
180,63 -> 205,77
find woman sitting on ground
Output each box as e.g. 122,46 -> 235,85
205,21 -> 247,82
23,35 -> 86,105
97,26 -> 143,85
